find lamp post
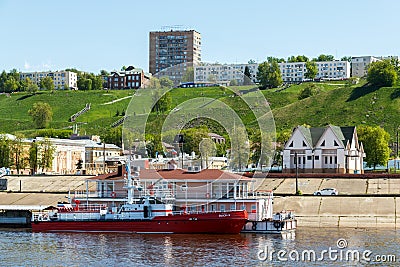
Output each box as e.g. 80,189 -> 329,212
295,152 -> 299,195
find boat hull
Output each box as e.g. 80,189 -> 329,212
31,210 -> 247,234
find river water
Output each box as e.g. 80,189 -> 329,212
1,227 -> 399,266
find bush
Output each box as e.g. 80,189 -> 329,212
298,84 -> 320,100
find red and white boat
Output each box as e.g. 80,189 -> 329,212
31,161 -> 248,234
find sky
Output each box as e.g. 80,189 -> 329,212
1,0 -> 399,74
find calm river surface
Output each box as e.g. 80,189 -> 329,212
0,227 -> 399,266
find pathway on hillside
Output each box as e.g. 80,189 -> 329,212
101,95 -> 132,105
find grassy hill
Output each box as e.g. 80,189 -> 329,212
1,81 -> 400,141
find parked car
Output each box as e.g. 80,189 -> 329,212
313,188 -> 338,196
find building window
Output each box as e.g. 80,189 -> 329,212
315,156 -> 319,160
334,140 -> 339,146
321,140 -> 325,147
325,157 -> 328,164
302,141 -> 307,147
307,156 -> 312,160
289,141 -> 293,147
335,156 -> 337,164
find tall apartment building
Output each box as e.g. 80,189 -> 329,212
149,29 -> 201,84
194,64 -> 258,84
20,70 -> 78,89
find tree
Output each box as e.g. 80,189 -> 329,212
367,60 -> 398,87
358,125 -> 391,169
257,60 -> 282,89
3,76 -> 19,93
266,56 -> 285,63
341,56 -> 352,62
199,138 -> 216,168
229,126 -> 250,170
182,67 -> 194,82
29,140 -> 39,175
298,84 -> 320,100
27,81 -> 39,94
39,76 -> 55,91
28,102 -> 53,129
313,54 -> 335,62
11,134 -> 26,175
0,135 -> 11,168
0,70 -> 7,91
100,70 -> 110,76
181,127 -> 209,155
248,59 -> 256,64
229,79 -> 238,86
305,61 -> 318,80
152,90 -> 172,113
102,127 -> 122,148
159,76 -> 174,88
38,138 -> 55,173
92,75 -> 104,90
243,66 -> 252,85
287,55 -> 309,62
389,56 -> 400,74
77,77 -> 92,90
148,77 -> 161,89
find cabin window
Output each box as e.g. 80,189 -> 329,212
241,205 -> 246,211
220,204 -> 225,212
230,204 -> 236,211
210,204 -> 216,211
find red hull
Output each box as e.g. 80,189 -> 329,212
31,210 -> 248,234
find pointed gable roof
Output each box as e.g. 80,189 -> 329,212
288,125 -> 357,149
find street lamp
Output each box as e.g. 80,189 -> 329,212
295,152 -> 299,195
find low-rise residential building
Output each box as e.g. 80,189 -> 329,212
282,125 -> 365,174
351,55 -> 399,77
351,56 -> 381,77
194,61 -> 350,85
194,63 -> 258,84
20,70 -> 78,89
105,66 -> 146,89
279,61 -> 350,83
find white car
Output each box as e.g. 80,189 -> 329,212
314,188 -> 338,196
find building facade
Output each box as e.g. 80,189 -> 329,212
282,125 -> 365,174
194,63 -> 258,85
105,66 -> 145,89
194,61 -> 350,85
351,56 -> 381,77
149,29 -> 201,84
279,61 -> 350,83
20,70 -> 78,89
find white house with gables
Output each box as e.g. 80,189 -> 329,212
282,125 -> 365,174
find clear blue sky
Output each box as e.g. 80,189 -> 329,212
1,0 -> 399,74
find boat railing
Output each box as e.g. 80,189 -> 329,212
58,203 -> 107,213
171,209 -> 244,216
